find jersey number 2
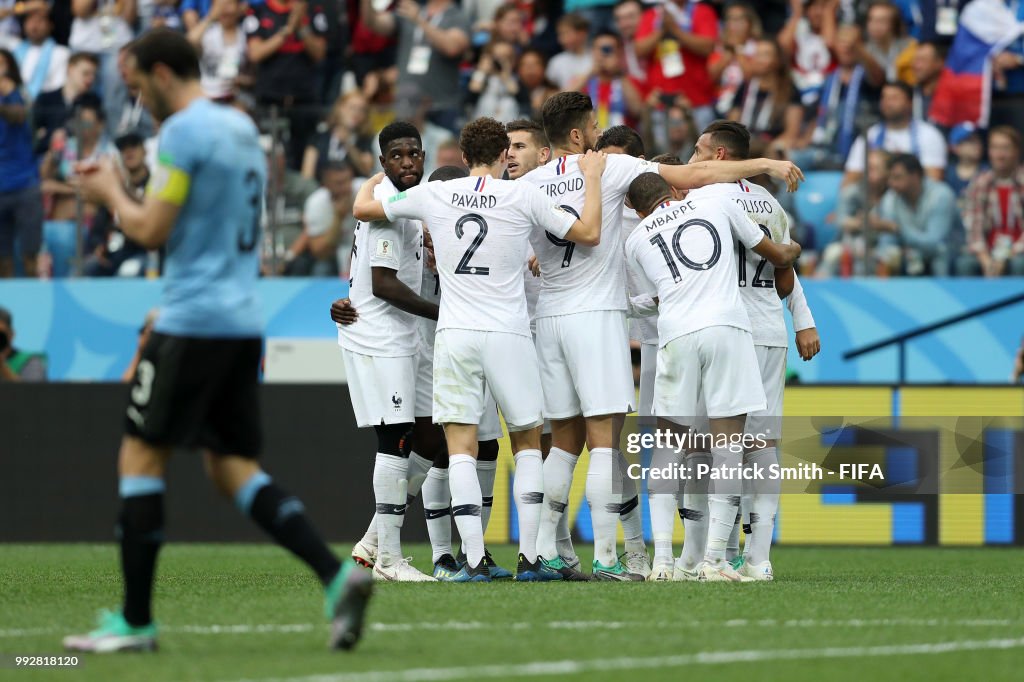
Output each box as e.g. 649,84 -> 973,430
455,214 -> 489,275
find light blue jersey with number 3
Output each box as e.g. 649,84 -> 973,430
150,99 -> 265,338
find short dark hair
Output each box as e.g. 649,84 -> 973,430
592,30 -> 622,46
989,125 -> 1022,155
650,153 -> 683,165
887,153 -> 923,176
882,80 -> 914,102
506,119 -> 549,148
72,92 -> 105,121
558,12 -> 590,32
627,173 -> 673,216
0,49 -> 22,88
429,165 -> 469,182
378,120 -> 422,153
916,39 -> 949,61
127,29 -> 200,80
702,120 -> 751,160
68,52 -> 100,69
460,117 -> 510,168
541,91 -> 594,147
595,125 -> 644,157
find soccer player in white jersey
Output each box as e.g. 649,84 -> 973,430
506,119 -> 584,577
337,121 -> 438,583
353,117 -> 607,581
522,91 -> 806,581
686,120 -> 821,581
623,172 -> 801,582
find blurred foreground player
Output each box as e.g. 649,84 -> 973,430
65,29 -> 371,653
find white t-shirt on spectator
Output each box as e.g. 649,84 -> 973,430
546,51 -> 592,91
199,24 -> 247,99
0,36 -> 69,93
845,121 -> 948,174
69,2 -> 134,54
304,184 -> 358,276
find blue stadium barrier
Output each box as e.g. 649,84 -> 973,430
796,171 -> 843,251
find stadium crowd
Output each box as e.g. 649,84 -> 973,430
1,0 -> 1023,279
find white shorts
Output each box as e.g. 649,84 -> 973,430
414,338 -> 434,419
535,310 -> 635,419
433,329 -> 543,432
746,345 -> 786,440
341,349 -> 416,428
639,342 -> 657,420
654,326 -> 766,424
479,389 -> 504,441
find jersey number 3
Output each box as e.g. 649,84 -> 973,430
239,169 -> 261,253
455,214 -> 489,275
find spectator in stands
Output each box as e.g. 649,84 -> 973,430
634,0 -> 718,130
0,7 -> 69,99
546,13 -> 592,91
0,306 -> 46,381
958,126 -> 1024,277
709,2 -> 761,117
844,81 -> 947,186
569,31 -> 643,128
149,0 -> 184,31
613,0 -> 647,91
515,47 -> 558,120
565,0 -> 617,36
40,92 -> 115,277
33,52 -> 98,154
434,138 -> 465,169
864,0 -> 915,83
469,38 -> 522,122
820,148 -> 894,276
347,0 -> 396,87
0,0 -> 48,41
945,123 -> 986,200
778,0 -> 837,104
652,102 -> 697,161
69,0 -> 134,134
0,48 -> 42,278
301,90 -> 373,181
463,0 -> 507,44
284,160 -> 356,276
83,132 -> 150,277
877,152 -> 956,276
728,38 -> 803,152
487,3 -> 529,51
110,43 -> 155,139
990,1 -> 1024,132
791,24 -> 883,170
360,0 -> 470,134
188,0 -> 248,102
246,0 -> 328,169
910,40 -> 946,121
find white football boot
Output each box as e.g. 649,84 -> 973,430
372,557 -> 437,582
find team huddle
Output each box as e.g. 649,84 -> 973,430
334,91 -> 821,584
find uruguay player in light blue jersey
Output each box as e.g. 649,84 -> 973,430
66,29 -> 372,654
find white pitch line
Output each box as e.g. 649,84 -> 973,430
1,618 -> 1020,639
227,637 -> 1024,682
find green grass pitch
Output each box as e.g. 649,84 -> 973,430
2,544 -> 1024,681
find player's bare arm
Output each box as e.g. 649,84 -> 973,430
751,237 -> 801,268
371,267 -> 440,321
562,150 -> 607,246
352,172 -> 388,222
660,158 -> 806,192
75,158 -> 181,249
330,298 -> 358,325
775,265 -> 795,298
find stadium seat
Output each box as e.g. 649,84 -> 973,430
795,171 -> 843,251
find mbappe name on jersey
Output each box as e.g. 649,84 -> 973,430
452,193 -> 498,209
643,200 -> 697,231
540,177 -> 584,197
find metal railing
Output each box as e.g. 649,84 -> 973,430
843,290 -> 1024,382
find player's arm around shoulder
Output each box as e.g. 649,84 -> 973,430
660,157 -> 806,193
352,172 -> 390,222
563,150 -> 607,246
730,201 -> 801,268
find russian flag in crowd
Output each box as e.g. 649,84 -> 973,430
930,0 -> 1024,127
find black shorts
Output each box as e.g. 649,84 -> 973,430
124,333 -> 263,457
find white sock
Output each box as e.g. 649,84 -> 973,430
372,453 -> 409,565
678,451 -> 711,571
649,446 -> 680,563
422,466 -> 452,563
513,449 -> 544,562
586,447 -> 620,566
358,514 -> 378,549
449,454 -> 484,567
477,459 -> 497,534
616,449 -> 646,554
745,447 -> 780,565
725,510 -> 742,561
556,511 -> 576,560
406,451 -> 433,499
536,447 -> 576,559
705,446 -> 742,563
